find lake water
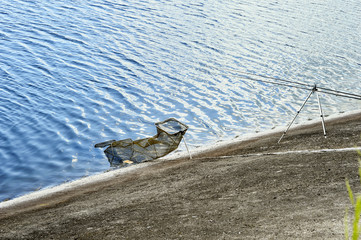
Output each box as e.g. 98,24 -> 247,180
0,0 -> 360,201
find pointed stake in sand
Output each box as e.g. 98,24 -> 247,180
183,136 -> 192,159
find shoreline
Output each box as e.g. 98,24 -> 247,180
1,108 -> 361,239
1,109 -> 360,211
167,109 -> 361,159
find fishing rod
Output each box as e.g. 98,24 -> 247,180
216,68 -> 361,142
221,68 -> 361,101
317,88 -> 361,101
240,75 -> 361,101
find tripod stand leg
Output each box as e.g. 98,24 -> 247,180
315,90 -> 327,138
278,89 -> 314,143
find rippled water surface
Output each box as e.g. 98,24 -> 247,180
1,0 -> 360,200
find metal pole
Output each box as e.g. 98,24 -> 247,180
183,136 -> 192,159
278,87 -> 315,143
315,88 -> 327,138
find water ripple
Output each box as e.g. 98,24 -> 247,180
0,0 -> 360,200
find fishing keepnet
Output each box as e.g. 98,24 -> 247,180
95,118 -> 188,166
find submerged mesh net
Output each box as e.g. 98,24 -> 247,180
95,118 -> 188,166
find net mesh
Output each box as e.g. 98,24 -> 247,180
95,118 -> 188,166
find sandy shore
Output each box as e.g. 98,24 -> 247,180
1,111 -> 361,239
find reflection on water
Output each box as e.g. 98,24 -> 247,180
0,0 -> 360,200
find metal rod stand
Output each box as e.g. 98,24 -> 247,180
315,89 -> 327,138
183,136 -> 192,159
278,85 -> 327,143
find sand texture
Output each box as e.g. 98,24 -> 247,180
1,112 -> 361,239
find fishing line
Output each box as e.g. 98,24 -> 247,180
223,69 -> 314,88
232,75 -> 312,91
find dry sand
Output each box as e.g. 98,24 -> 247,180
1,111 -> 361,239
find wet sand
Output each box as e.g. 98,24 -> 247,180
1,111 -> 361,239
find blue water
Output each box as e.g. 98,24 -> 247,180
0,0 -> 360,201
